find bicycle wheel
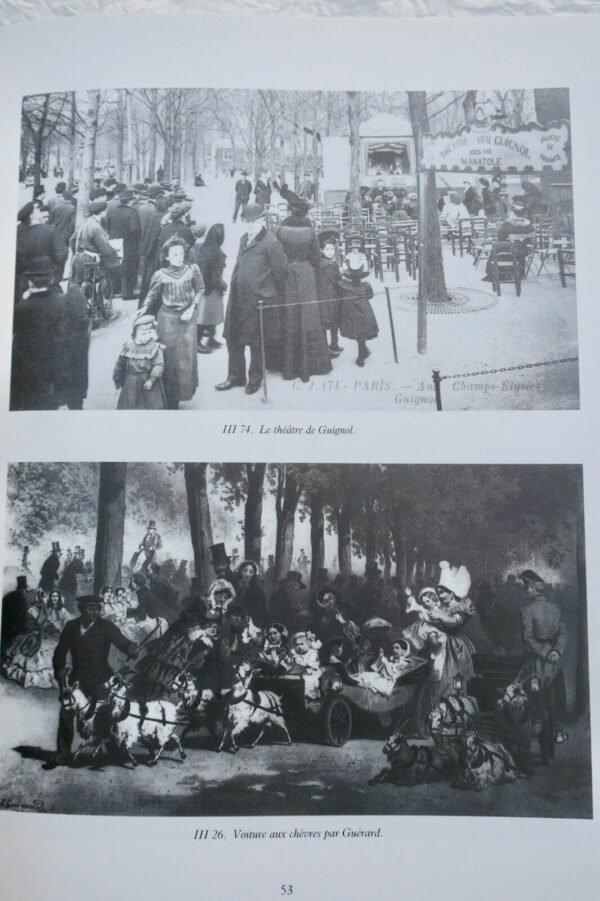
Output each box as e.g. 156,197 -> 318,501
96,274 -> 113,320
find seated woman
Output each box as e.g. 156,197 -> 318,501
352,639 -> 412,697
259,622 -> 290,670
2,589 -> 71,689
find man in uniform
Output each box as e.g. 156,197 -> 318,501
44,594 -> 138,769
216,203 -> 288,395
519,569 -> 569,743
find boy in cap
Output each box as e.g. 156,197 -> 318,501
113,314 -> 166,409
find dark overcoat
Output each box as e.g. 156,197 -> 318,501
223,229 -> 288,346
1,589 -> 28,653
52,616 -> 134,694
12,284 -> 68,410
39,553 -> 61,592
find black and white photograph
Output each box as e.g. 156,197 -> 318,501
0,463 -> 591,817
11,87 -> 578,412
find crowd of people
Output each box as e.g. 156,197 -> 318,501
11,166 -> 551,410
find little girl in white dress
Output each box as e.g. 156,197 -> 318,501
353,639 -> 412,697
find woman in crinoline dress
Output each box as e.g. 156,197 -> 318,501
2,589 -> 71,689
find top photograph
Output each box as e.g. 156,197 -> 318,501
10,86 -> 578,412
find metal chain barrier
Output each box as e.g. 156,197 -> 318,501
432,356 -> 579,410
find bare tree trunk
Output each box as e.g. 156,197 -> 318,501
76,90 -> 100,228
115,92 -> 125,182
347,91 -> 362,222
93,463 -> 127,594
463,91 -> 477,126
147,89 -> 158,181
67,92 -> 77,190
336,502 -> 352,576
244,463 -> 266,565
364,465 -> 378,570
310,492 -> 325,590
274,466 -> 301,584
126,90 -> 134,185
575,502 -> 589,718
408,91 -> 448,354
184,463 -> 214,594
33,95 -> 51,188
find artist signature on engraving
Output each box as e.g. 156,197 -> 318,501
0,796 -> 46,812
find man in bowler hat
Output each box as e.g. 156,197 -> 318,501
216,203 -> 287,395
44,594 -> 138,769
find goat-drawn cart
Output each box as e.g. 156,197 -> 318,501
252,656 -> 433,748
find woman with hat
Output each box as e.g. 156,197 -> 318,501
159,202 -> 195,254
113,313 -> 166,409
267,183 -> 332,382
339,252 -> 379,367
234,559 -> 268,628
317,230 -> 343,356
192,223 -> 227,354
311,586 -> 359,655
140,236 -> 203,408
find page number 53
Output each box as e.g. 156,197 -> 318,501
280,886 -> 293,896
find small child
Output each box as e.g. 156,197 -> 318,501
317,229 -> 343,356
288,631 -> 322,709
353,639 -> 412,697
339,252 -> 379,367
113,314 -> 166,409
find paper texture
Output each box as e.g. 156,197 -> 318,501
0,10 -> 598,901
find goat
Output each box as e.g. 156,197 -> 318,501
219,661 -> 291,753
59,679 -> 111,761
453,731 -> 525,791
171,671 -> 222,748
105,674 -> 186,766
369,731 -> 450,786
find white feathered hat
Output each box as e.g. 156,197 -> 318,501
438,561 -> 471,598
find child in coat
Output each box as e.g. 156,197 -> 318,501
339,251 -> 379,367
113,314 -> 166,409
317,229 -> 343,356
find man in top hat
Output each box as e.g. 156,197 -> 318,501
210,543 -> 236,583
133,520 -> 163,573
39,541 -> 62,593
217,202 -> 288,395
233,170 -> 252,223
58,544 -> 87,610
269,571 -> 310,633
1,575 -> 30,656
44,594 -> 139,768
104,188 -> 142,299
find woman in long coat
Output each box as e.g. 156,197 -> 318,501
141,236 -> 203,409
194,223 -> 227,351
269,186 -> 332,382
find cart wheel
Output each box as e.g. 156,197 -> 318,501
413,682 -> 435,739
323,697 -> 352,747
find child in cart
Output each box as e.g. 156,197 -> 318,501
352,639 -> 412,697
